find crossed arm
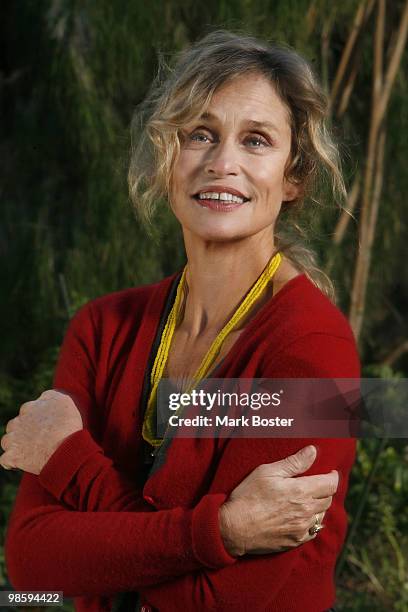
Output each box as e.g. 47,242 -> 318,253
3,424 -> 342,609
1,305 -> 356,609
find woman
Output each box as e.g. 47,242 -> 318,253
1,31 -> 359,611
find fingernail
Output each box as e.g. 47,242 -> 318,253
304,445 -> 316,457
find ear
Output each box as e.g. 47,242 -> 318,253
283,178 -> 303,203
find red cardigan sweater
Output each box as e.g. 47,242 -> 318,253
6,272 -> 360,612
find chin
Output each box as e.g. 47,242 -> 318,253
189,223 -> 255,243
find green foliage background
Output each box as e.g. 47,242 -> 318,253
1,1 -> 407,609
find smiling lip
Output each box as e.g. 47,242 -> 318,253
195,198 -> 243,212
192,186 -> 250,212
193,186 -> 250,199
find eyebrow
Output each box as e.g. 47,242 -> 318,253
200,112 -> 281,135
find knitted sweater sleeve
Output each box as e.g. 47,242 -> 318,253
138,332 -> 360,611
5,304 -> 236,597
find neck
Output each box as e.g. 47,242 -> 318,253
180,229 -> 277,338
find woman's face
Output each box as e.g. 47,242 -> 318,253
169,72 -> 299,243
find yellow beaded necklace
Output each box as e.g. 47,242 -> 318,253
142,251 -> 282,447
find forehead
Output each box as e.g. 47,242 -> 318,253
204,72 -> 292,129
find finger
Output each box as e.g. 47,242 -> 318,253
297,514 -> 326,544
39,389 -> 59,400
304,529 -> 323,543
1,433 -> 13,451
308,511 -> 325,525
258,446 -> 317,479
308,513 -> 326,532
296,528 -> 320,545
19,401 -> 35,416
295,471 -> 339,498
312,496 -> 332,515
0,452 -> 16,471
6,418 -> 18,433
52,389 -> 72,398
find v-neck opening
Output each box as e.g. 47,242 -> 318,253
140,270 -> 308,462
151,271 -> 307,388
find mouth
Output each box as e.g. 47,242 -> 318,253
192,189 -> 251,211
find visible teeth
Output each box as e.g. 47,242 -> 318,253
198,192 -> 245,204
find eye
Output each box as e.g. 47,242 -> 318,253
244,133 -> 271,148
188,128 -> 214,144
191,133 -> 210,142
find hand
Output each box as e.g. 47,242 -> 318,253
0,390 -> 83,475
219,445 -> 338,556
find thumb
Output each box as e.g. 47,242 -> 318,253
268,445 -> 317,478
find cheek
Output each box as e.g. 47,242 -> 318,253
257,174 -> 283,202
170,151 -> 202,202
169,164 -> 181,196
174,149 -> 200,178
169,162 -> 186,205
254,166 -> 286,197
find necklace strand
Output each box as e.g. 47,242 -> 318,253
142,251 -> 282,447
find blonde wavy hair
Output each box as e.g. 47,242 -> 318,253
128,30 -> 346,299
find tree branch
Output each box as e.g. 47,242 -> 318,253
382,340 -> 408,366
349,0 -> 386,339
332,172 -> 361,245
336,47 -> 361,118
329,0 -> 375,113
377,0 -> 408,121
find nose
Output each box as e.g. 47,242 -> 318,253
204,138 -> 240,176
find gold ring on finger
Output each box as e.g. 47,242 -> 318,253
309,514 -> 325,536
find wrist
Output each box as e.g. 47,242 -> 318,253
219,501 -> 246,557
